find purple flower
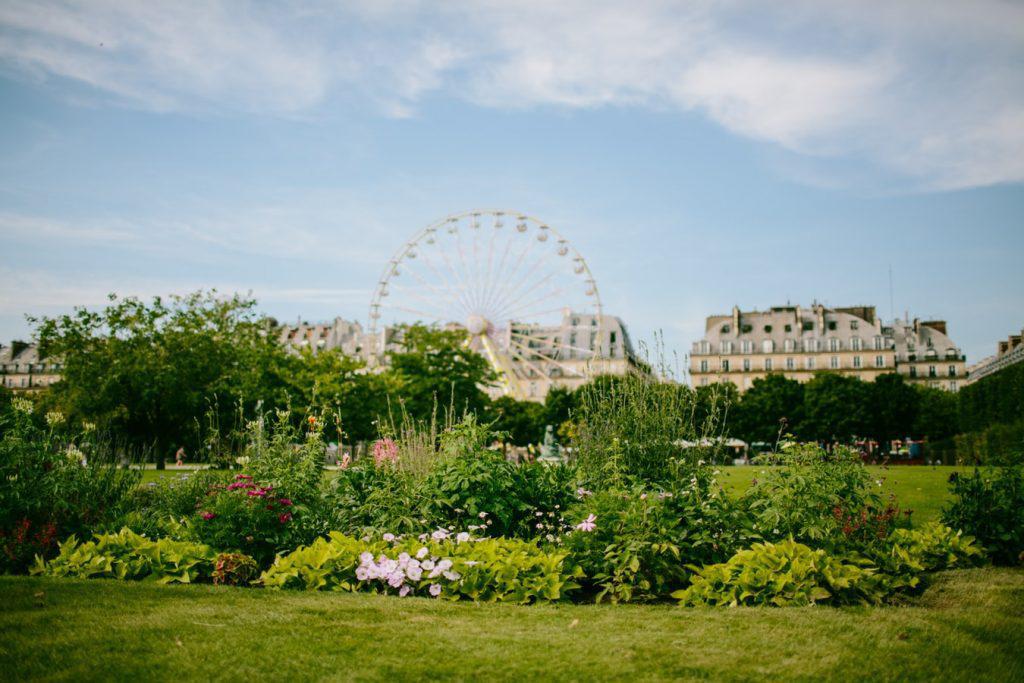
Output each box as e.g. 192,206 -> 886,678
429,583 -> 442,597
431,528 -> 449,541
399,585 -> 411,597
383,533 -> 396,542
575,514 -> 597,532
387,571 -> 405,588
456,532 -> 470,543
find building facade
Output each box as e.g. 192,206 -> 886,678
0,342 -> 62,391
689,304 -> 966,392
966,327 -> 1024,384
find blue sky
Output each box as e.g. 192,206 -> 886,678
1,1 -> 1022,366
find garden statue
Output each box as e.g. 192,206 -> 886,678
538,424 -> 563,463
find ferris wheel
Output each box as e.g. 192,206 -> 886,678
368,209 -> 604,399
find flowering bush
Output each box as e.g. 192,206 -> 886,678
675,539 -> 889,607
190,473 -> 312,565
121,470 -> 232,537
32,527 -> 216,584
261,531 -> 582,603
743,444 -> 903,553
0,401 -> 140,572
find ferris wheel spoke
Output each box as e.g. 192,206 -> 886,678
391,283 -> 463,321
389,304 -> 449,322
504,345 -> 552,382
453,225 -> 481,313
508,337 -> 587,378
491,268 -> 559,322
479,228 -> 516,317
510,329 -> 598,357
419,241 -> 477,316
483,225 -> 540,316
402,264 -> 473,319
434,235 -> 479,316
494,283 -> 565,323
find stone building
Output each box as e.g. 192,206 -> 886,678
966,327 -> 1024,384
0,342 -> 62,391
689,304 -> 966,392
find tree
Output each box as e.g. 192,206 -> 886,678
866,373 -> 918,446
800,373 -> 870,443
693,381 -> 739,436
913,385 -> 959,441
489,396 -> 544,445
732,374 -> 804,445
384,324 -> 495,422
540,385 -> 577,435
34,291 -> 289,466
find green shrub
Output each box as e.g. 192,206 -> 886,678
121,470 -> 232,537
675,538 -> 888,607
562,479 -> 751,603
328,457 -> 425,535
743,443 -> 903,553
882,522 -> 984,574
31,528 -> 215,583
941,467 -> 1024,565
261,532 -> 581,603
0,401 -> 140,572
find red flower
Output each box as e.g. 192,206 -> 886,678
277,498 -> 293,507
201,512 -> 216,521
307,416 -> 316,425
278,512 -> 292,524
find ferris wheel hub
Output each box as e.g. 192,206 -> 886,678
465,314 -> 489,336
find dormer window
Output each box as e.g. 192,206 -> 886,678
721,324 -> 731,334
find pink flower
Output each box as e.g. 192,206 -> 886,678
200,511 -> 216,521
575,514 -> 597,532
278,512 -> 292,524
339,454 -> 351,470
372,438 -> 399,466
277,498 -> 293,507
429,584 -> 442,597
382,533 -> 396,542
234,474 -> 252,481
576,487 -> 592,498
399,585 -> 411,597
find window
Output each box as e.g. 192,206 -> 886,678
830,356 -> 839,369
910,366 -> 917,378
700,377 -> 708,386
875,355 -> 884,368
929,365 -> 937,377
610,331 -> 617,344
741,324 -> 752,333
805,357 -> 815,369
699,341 -> 710,354
828,321 -> 837,330
785,357 -> 795,370
762,340 -> 774,353
719,341 -> 733,354
764,358 -> 773,371
950,381 -> 957,391
784,338 -> 795,352
829,338 -> 839,352
874,336 -> 883,350
743,358 -> 751,371
741,340 -> 752,354
802,321 -> 814,331
805,338 -> 818,352
853,356 -> 862,368
851,337 -> 862,351
721,324 -> 731,334
948,365 -> 956,377
784,324 -> 792,332
850,320 -> 859,330
764,325 -> 773,333
721,359 -> 730,372
700,360 -> 708,372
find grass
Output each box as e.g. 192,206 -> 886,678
142,465 -> 968,524
1,568 -> 1022,681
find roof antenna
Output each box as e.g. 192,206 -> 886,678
888,264 -> 895,322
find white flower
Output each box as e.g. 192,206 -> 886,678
443,570 -> 461,581
432,528 -> 449,541
478,511 -> 488,519
429,584 -> 442,596
456,532 -> 470,543
359,552 -> 374,565
399,585 -> 411,597
421,560 -> 435,571
416,547 -> 429,560
355,567 -> 369,581
382,533 -> 396,542
406,565 -> 423,581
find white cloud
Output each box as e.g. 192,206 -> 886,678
0,0 -> 1021,188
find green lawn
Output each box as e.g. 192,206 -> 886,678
2,569 -> 1022,681
142,465 -> 967,524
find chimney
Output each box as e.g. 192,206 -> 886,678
920,320 -> 947,336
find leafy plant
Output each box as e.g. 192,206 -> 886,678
121,470 -> 232,537
675,538 -> 888,607
0,401 -> 140,572
942,467 -> 1024,565
884,522 -> 984,573
261,532 -> 581,603
32,528 -> 215,584
213,552 -> 260,586
743,443 -> 903,553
